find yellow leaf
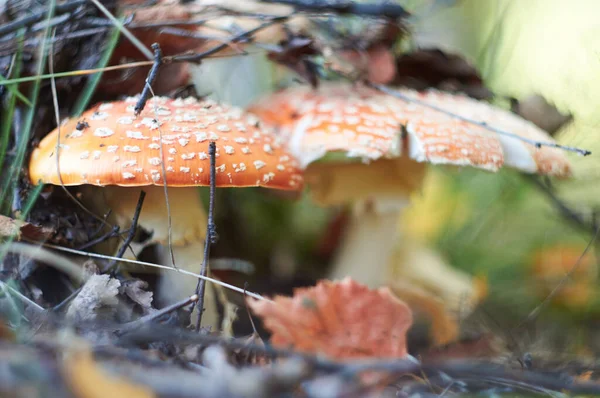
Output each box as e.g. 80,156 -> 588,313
63,349 -> 155,398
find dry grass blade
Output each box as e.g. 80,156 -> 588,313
35,243 -> 266,301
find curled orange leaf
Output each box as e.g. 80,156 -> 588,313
248,278 -> 413,360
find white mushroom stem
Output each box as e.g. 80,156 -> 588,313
306,157 -> 482,322
81,185 -> 219,328
328,197 -> 410,288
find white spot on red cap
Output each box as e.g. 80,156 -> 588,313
94,127 -> 114,137
224,146 -> 235,155
253,160 -> 266,170
122,160 -> 137,168
181,153 -> 195,160
91,112 -> 109,121
126,130 -> 149,139
122,172 -> 135,179
149,157 -> 162,166
118,117 -> 134,125
80,151 -> 90,159
124,145 -> 141,153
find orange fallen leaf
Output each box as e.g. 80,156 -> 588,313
63,348 -> 155,398
248,278 -> 413,360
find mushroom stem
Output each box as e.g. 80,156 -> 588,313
328,198 -> 409,288
81,184 -> 219,327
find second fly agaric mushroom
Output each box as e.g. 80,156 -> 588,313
248,82 -> 573,325
29,95 -> 303,327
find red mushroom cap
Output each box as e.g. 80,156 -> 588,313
248,83 -> 572,178
29,96 -> 304,190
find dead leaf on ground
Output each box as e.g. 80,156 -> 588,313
63,348 -> 155,398
120,279 -> 154,315
248,278 -> 413,360
66,275 -> 121,323
0,214 -> 53,242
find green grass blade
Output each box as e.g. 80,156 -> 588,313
72,22 -> 122,116
0,0 -> 56,208
0,74 -> 32,107
0,31 -> 25,175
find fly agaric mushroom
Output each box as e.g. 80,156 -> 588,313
29,95 -> 304,327
248,82 -> 572,337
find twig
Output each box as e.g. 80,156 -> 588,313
422,361 -> 600,395
37,243 -> 267,300
119,324 -> 421,373
194,141 -> 218,332
516,223 -> 600,329
88,0 -> 154,60
134,43 -> 162,116
171,18 -> 287,63
52,191 -> 145,311
105,190 -> 146,274
76,225 -> 120,251
262,0 -> 409,18
526,175 -> 597,234
370,83 -> 592,156
116,294 -> 199,336
0,0 -> 87,36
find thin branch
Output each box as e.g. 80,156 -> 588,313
88,0 -> 154,60
134,43 -> 162,116
171,18 -> 287,63
194,141 -> 218,332
517,224 -> 600,329
106,190 -> 146,274
116,294 -> 199,336
53,191 -> 145,311
262,0 -> 409,18
526,175 -> 596,234
370,83 -> 592,156
0,0 -> 87,36
35,243 -> 267,301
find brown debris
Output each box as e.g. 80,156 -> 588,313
0,214 -> 53,242
393,49 -> 493,100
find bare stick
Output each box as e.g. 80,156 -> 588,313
37,243 -> 266,300
194,141 -> 218,332
263,0 -> 409,18
53,191 -> 146,311
106,190 -> 146,275
116,294 -> 199,336
370,83 -> 591,156
516,224 -> 600,329
134,43 -> 162,116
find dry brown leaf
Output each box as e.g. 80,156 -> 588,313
63,348 -> 155,398
0,214 -> 53,241
248,278 -> 413,360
